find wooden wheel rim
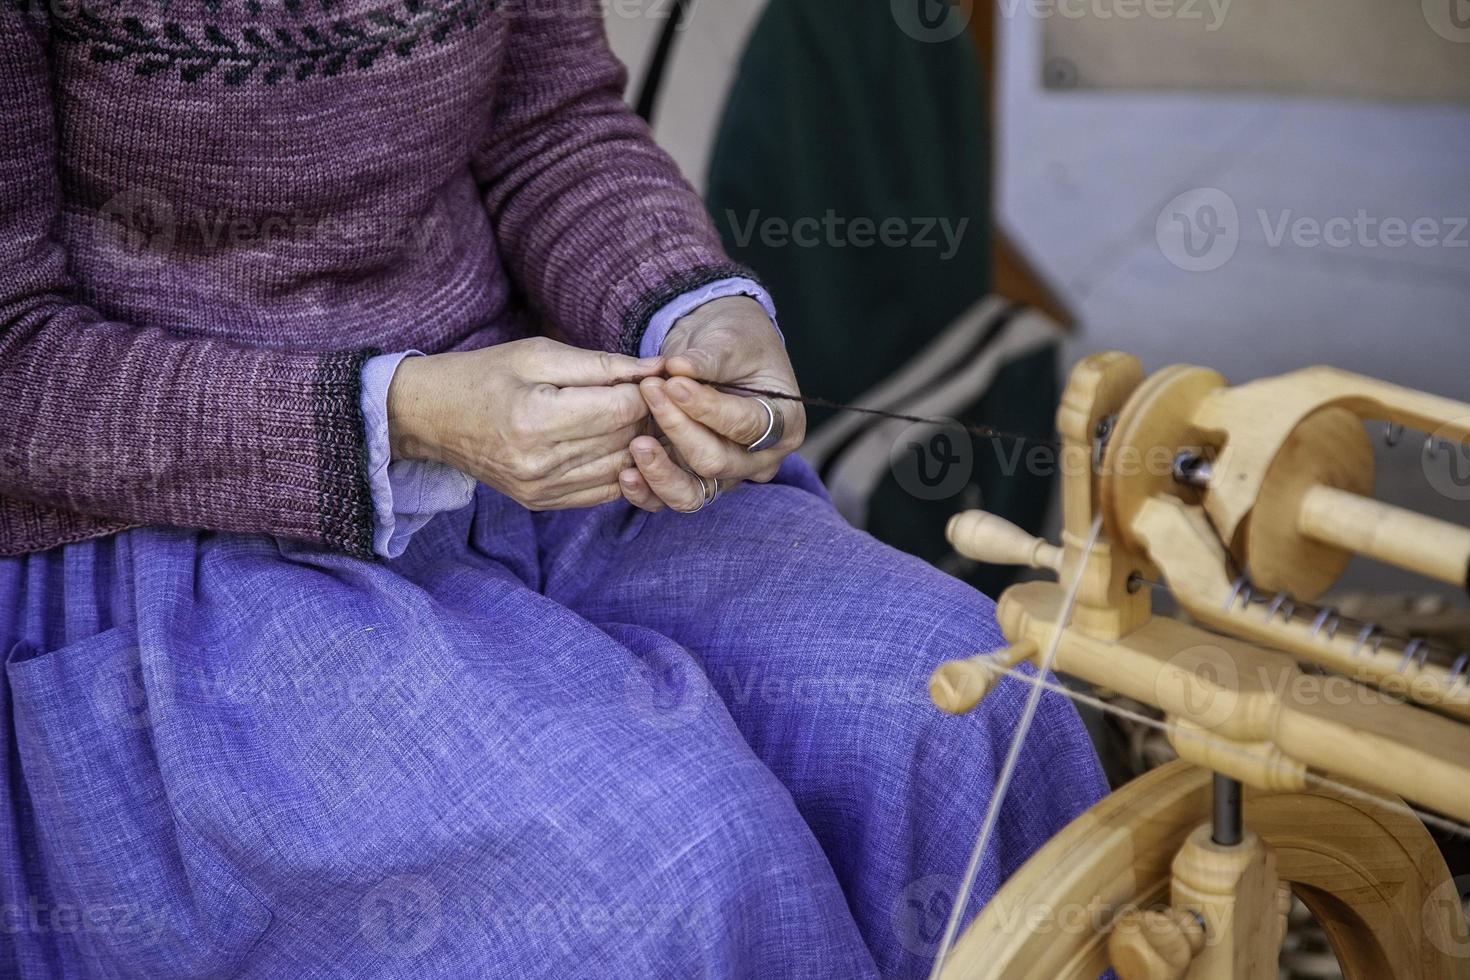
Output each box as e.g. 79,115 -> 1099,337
938,761 -> 1468,980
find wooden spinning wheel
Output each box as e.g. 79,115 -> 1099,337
928,352 -> 1470,979
942,761 -> 1467,979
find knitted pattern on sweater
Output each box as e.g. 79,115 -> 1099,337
0,0 -> 747,556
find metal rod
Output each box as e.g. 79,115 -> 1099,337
1171,451 -> 1214,489
1212,773 -> 1243,847
1127,573 -> 1464,665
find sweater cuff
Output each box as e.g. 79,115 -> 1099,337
310,348 -> 380,558
361,352 -> 477,559
617,262 -> 762,356
638,277 -> 782,359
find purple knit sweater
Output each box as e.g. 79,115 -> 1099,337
0,0 -> 750,558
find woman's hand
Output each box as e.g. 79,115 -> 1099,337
619,297 -> 806,513
388,337 -> 663,511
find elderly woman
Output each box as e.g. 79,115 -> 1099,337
0,2 -> 1104,976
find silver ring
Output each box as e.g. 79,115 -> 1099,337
746,397 -> 785,454
685,473 -> 708,514
687,473 -> 711,514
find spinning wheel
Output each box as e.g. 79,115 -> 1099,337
942,761 -> 1466,979
927,352 -> 1470,979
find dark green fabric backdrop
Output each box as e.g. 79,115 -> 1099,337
705,0 -> 1057,599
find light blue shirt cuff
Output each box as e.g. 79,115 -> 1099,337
639,277 -> 782,359
361,351 -> 477,560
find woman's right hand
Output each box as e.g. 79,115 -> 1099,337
386,337 -> 663,511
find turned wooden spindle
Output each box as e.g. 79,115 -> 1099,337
1296,485 -> 1470,589
1108,907 -> 1207,980
929,640 -> 1039,715
946,511 -> 1063,572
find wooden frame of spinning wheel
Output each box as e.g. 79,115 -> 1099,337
930,352 -> 1470,979
939,760 -> 1468,979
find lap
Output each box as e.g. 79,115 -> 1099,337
0,523 -> 871,978
533,457 -> 1106,970
537,455 -> 1005,662
0,461 -> 1102,977
532,455 -> 1043,786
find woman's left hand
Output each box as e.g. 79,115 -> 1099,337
620,296 -> 806,513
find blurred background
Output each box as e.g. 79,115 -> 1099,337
605,4 -> 1470,973
605,0 -> 1468,600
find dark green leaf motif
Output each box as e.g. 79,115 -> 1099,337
43,0 -> 497,85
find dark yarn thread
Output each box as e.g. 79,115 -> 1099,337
713,383 -> 1062,451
